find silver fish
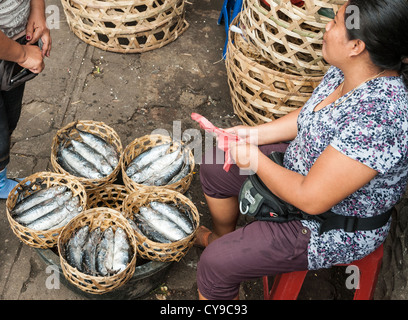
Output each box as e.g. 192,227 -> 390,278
49,203 -> 83,231
139,206 -> 188,241
150,153 -> 185,186
168,162 -> 190,185
96,227 -> 115,276
149,201 -> 194,234
131,148 -> 180,184
77,129 -> 119,168
126,217 -> 138,231
25,197 -> 78,231
133,214 -> 171,243
58,147 -> 104,180
112,227 -> 130,273
57,146 -> 83,176
66,225 -> 89,272
12,185 -> 68,215
82,227 -> 103,276
126,143 -> 171,177
71,140 -> 113,176
13,191 -> 73,225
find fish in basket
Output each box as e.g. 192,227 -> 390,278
121,134 -> 195,194
57,127 -> 120,179
129,201 -> 195,243
6,172 -> 87,249
65,225 -> 131,277
123,187 -> 199,262
125,141 -> 190,187
58,208 -> 137,294
11,184 -> 83,231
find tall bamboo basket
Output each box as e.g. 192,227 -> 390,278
61,0 -> 189,53
51,120 -> 122,190
58,208 -> 137,294
239,0 -> 346,75
121,134 -> 195,194
6,172 -> 87,249
122,187 -> 199,262
226,15 -> 323,125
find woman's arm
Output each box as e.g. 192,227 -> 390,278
0,30 -> 44,73
226,107 -> 301,146
231,143 -> 377,215
0,31 -> 26,62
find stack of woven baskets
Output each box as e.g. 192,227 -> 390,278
225,0 -> 346,125
61,0 -> 189,53
6,120 -> 199,295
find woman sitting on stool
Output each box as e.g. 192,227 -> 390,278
196,0 -> 408,300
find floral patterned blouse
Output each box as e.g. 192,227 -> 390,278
283,66 -> 408,270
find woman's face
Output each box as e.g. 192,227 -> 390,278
322,4 -> 352,67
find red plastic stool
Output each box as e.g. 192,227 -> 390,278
263,244 -> 384,300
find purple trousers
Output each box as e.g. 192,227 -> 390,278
197,144 -> 310,300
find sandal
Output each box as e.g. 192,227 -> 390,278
194,225 -> 212,248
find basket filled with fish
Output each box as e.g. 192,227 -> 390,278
58,207 -> 137,295
86,184 -> 130,214
6,172 -> 87,249
51,120 -> 122,190
123,187 -> 199,262
121,134 -> 194,194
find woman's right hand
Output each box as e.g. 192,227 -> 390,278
17,44 -> 44,73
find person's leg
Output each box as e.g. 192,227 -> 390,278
197,220 -> 310,300
202,195 -> 239,244
3,83 -> 25,135
0,93 -> 10,170
197,143 -> 288,245
0,84 -> 25,199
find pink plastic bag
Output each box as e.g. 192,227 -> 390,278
191,113 -> 243,172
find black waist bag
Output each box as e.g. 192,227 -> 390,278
238,151 -> 393,235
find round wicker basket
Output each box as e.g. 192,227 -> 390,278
240,0 -> 347,75
51,120 -> 122,190
86,184 -> 130,214
122,187 -> 199,262
58,207 -> 137,295
226,15 -> 323,126
61,0 -> 189,53
121,134 -> 195,194
6,172 -> 87,249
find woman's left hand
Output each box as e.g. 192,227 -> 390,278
25,0 -> 51,57
229,140 -> 261,172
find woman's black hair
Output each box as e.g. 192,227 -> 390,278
345,0 -> 408,88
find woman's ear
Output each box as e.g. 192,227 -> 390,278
349,39 -> 366,57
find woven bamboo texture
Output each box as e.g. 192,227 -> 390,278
86,184 -> 130,214
121,134 -> 195,194
58,208 -> 137,294
6,172 -> 87,249
122,187 -> 199,262
61,0 -> 189,53
226,15 -> 323,125
240,0 -> 346,75
51,120 -> 122,190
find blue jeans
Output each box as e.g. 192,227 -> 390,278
0,83 -> 25,170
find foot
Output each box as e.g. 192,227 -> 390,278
0,178 -> 18,200
194,226 -> 212,248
